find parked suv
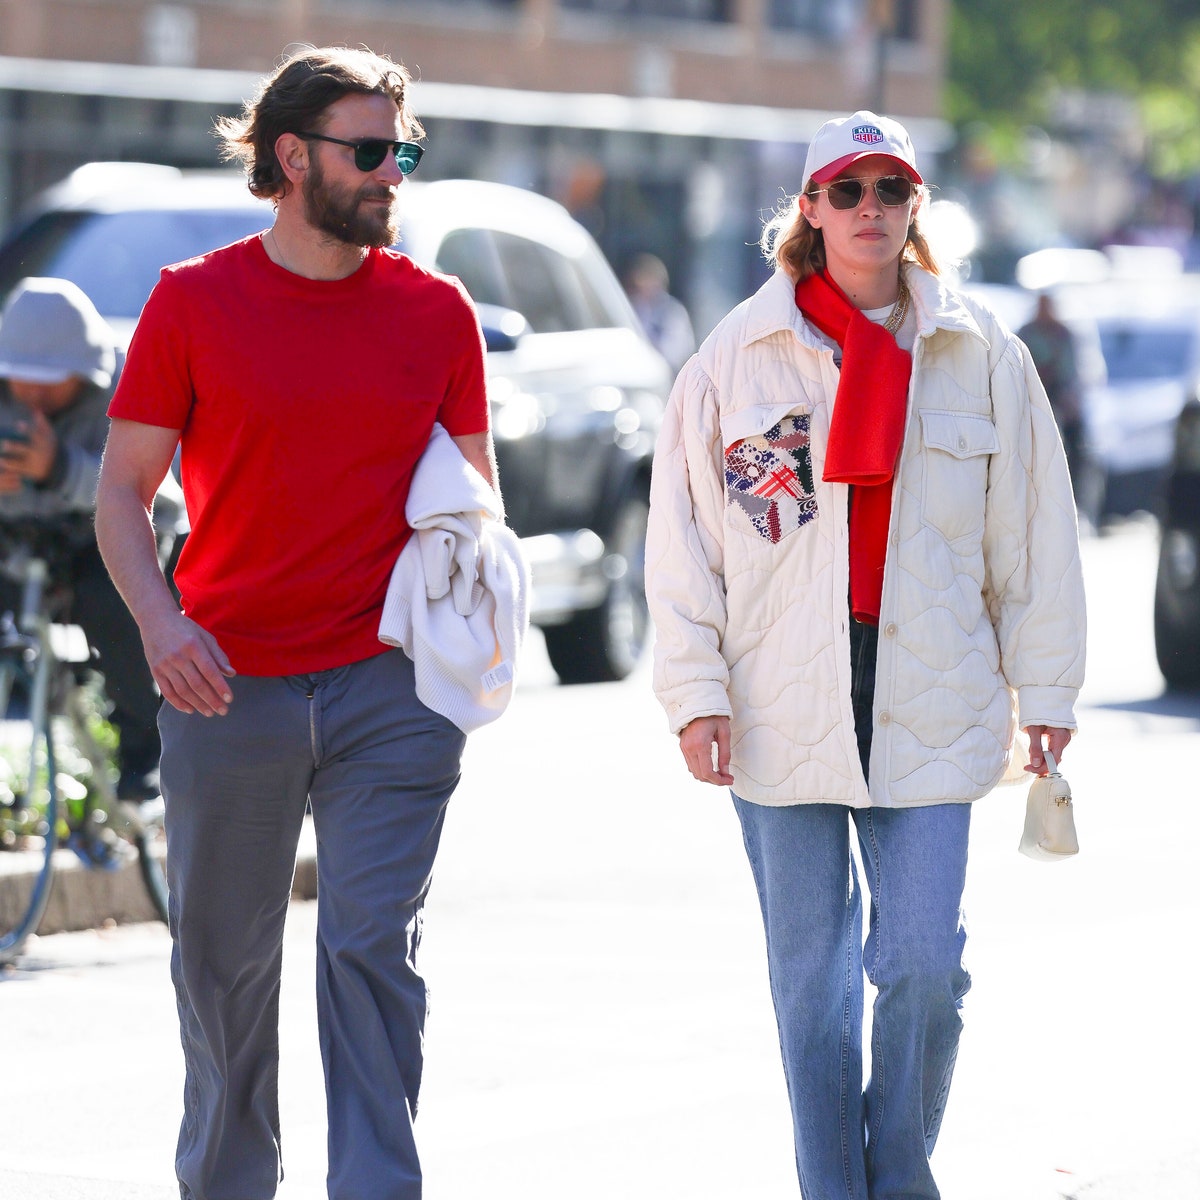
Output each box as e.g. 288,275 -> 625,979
1085,308 -> 1200,523
0,163 -> 673,683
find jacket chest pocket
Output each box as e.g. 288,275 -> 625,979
918,410 -> 999,545
724,413 -> 818,544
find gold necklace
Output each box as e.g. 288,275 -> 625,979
266,228 -> 291,273
883,279 -> 911,336
265,227 -> 367,279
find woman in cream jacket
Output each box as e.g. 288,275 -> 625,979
646,112 -> 1085,1200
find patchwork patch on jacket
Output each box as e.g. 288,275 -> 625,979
724,415 -> 817,543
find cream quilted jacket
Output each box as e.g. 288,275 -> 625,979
647,265 -> 1086,808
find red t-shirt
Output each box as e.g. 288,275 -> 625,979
109,236 -> 489,675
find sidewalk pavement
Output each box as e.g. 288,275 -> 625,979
3,818 -> 1197,1200
1057,1151 -> 1200,1200
4,521 -> 1198,1199
5,796 -> 1199,1200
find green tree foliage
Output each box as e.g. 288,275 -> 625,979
948,0 -> 1200,175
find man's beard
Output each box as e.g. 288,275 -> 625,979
302,154 -> 399,249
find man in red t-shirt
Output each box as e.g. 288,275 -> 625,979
96,47 -> 496,1200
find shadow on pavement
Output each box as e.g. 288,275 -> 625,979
1089,688 -> 1200,724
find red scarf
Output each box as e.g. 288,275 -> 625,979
795,270 -> 911,625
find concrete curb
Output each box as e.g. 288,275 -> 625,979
1,821 -> 318,939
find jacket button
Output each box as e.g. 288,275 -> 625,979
884,622 -> 898,637
878,711 -> 891,725
958,436 -> 968,450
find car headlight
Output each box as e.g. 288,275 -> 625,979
489,378 -> 545,441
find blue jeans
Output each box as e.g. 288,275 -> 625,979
160,650 -> 466,1200
733,798 -> 971,1200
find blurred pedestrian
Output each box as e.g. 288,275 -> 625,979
646,110 -> 1086,1198
1018,292 -> 1089,502
96,46 -> 502,1200
624,251 -> 696,372
0,277 -> 165,802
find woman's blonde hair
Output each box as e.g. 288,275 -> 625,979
759,181 -> 941,281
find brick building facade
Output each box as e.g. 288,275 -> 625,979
0,0 -> 948,329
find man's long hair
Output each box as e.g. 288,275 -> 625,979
215,45 -> 424,201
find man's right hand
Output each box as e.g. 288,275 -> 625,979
679,715 -> 734,787
96,417 -> 236,716
141,609 -> 235,717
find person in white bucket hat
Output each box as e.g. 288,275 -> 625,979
645,111 -> 1085,1198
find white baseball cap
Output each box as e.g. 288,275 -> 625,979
803,110 -> 923,187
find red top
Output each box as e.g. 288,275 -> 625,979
110,236 -> 489,675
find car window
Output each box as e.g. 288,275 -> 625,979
1099,325 -> 1196,383
567,250 -> 627,330
434,228 -> 510,309
0,209 -> 268,320
0,211 -> 92,304
489,229 -> 632,334
492,232 -> 577,333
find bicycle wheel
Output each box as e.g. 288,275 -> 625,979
0,651 -> 59,964
59,677 -> 170,926
133,799 -> 169,923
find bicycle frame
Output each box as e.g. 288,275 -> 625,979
0,539 -> 168,964
0,553 -> 59,961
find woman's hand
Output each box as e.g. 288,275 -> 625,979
1023,725 -> 1073,776
679,716 -> 735,786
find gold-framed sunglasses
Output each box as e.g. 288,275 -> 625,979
809,176 -> 915,210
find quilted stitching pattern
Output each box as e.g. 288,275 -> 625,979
646,267 -> 1087,808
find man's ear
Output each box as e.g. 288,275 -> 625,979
274,132 -> 309,186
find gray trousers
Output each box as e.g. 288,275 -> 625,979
159,649 -> 466,1200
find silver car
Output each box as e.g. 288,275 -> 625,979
0,162 -> 673,683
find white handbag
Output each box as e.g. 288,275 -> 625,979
1018,750 -> 1079,861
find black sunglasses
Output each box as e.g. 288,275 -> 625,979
810,175 -> 915,210
298,132 -> 425,175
